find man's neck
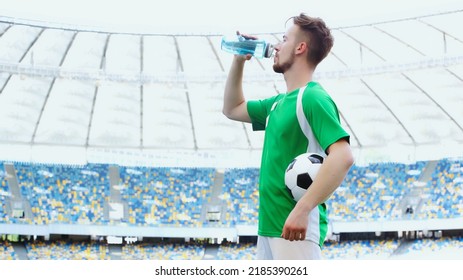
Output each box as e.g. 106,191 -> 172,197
283,64 -> 314,93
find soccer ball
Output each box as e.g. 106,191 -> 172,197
284,153 -> 324,201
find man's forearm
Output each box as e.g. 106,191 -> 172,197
223,55 -> 251,122
296,140 -> 354,212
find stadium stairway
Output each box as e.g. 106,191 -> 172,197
201,169 -> 227,224
399,161 -> 438,218
108,244 -> 122,260
108,165 -> 123,202
413,160 -> 439,214
389,240 -> 413,258
105,165 -> 129,222
210,170 -> 225,200
12,242 -> 29,260
203,244 -> 219,260
3,164 -> 21,198
3,163 -> 33,220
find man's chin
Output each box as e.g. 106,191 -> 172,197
273,65 -> 283,74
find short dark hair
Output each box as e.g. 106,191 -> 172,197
288,13 -> 334,67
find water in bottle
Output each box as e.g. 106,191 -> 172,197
221,35 -> 274,59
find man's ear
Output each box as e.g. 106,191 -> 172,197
295,41 -> 307,55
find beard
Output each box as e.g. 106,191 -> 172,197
272,52 -> 295,74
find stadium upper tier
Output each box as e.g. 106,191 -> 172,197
0,10 -> 462,166
1,157 -> 462,227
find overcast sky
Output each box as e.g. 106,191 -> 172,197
1,0 -> 462,34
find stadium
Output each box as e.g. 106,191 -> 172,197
1,1 -> 463,260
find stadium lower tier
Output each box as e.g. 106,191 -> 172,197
1,236 -> 462,260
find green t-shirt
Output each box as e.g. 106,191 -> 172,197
247,81 -> 350,246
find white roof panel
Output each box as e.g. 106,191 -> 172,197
62,32 -> 107,69
88,81 -> 141,147
143,35 -> 179,73
362,73 -> 463,144
105,34 -> 140,73
322,77 -> 412,147
0,25 -> 42,62
21,29 -> 74,66
34,79 -> 95,145
188,83 -> 248,149
143,84 -> 194,148
176,36 -> 221,73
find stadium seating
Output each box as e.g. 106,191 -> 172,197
0,240 -> 17,260
393,236 -> 463,259
121,242 -> 205,260
2,236 -> 463,260
16,162 -> 110,225
327,161 -> 428,222
324,236 -> 463,259
220,168 -> 259,226
323,239 -> 400,259
2,158 -> 462,227
216,242 -> 256,260
25,240 -> 110,260
119,166 -> 215,226
418,158 -> 463,219
0,167 -> 10,223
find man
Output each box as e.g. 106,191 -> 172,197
222,13 -> 354,259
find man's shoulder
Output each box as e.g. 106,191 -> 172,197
306,81 -> 329,94
304,82 -> 333,104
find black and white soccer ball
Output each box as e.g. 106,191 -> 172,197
284,153 -> 324,201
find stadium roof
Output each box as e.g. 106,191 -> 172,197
0,2 -> 463,167
2,0 -> 463,34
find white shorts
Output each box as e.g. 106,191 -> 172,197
256,236 -> 322,260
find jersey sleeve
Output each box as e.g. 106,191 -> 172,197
247,95 -> 281,131
303,88 -> 350,152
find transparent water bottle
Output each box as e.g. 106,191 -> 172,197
221,35 -> 274,59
